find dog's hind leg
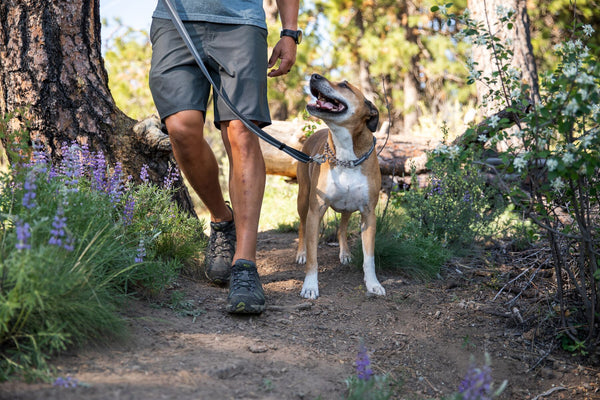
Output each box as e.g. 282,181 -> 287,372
338,211 -> 352,264
361,210 -> 386,296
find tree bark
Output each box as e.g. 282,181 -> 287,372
468,0 -> 540,114
0,0 -> 196,216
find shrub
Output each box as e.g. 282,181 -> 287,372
433,4 -> 600,351
0,135 -> 204,380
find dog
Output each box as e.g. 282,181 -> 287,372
296,73 -> 385,299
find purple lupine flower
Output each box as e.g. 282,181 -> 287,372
458,363 -> 493,400
59,142 -> 82,191
22,172 -> 37,209
79,142 -> 91,176
49,210 -> 67,247
463,192 -> 472,203
162,164 -> 180,189
107,162 -> 125,204
356,343 -> 373,381
90,151 -> 108,192
53,376 -> 78,388
135,239 -> 146,263
428,177 -> 444,196
48,208 -> 73,251
15,220 -> 31,251
140,164 -> 149,183
31,141 -> 49,172
122,196 -> 135,225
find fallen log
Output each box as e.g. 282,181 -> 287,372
134,116 -> 432,180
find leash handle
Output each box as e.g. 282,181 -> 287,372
161,0 -> 313,164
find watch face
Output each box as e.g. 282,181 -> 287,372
296,30 -> 302,44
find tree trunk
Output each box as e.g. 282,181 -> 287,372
401,0 -> 420,135
468,0 -> 540,113
0,0 -> 196,215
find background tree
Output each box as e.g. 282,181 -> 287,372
467,0 -> 540,114
0,0 -> 195,214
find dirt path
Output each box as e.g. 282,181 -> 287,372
2,231 -> 599,399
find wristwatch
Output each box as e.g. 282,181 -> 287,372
280,29 -> 302,44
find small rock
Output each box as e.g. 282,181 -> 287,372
248,344 -> 268,353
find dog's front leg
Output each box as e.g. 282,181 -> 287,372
361,211 -> 386,296
300,204 -> 326,299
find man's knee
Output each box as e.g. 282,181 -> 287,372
165,110 -> 205,142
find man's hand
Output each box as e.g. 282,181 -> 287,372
267,36 -> 297,77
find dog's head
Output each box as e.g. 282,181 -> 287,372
306,74 -> 379,133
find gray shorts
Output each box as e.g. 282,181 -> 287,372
149,18 -> 271,128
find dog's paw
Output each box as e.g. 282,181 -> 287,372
296,251 -> 306,264
366,283 -> 386,296
300,287 -> 319,299
339,251 -> 351,265
301,274 -> 319,299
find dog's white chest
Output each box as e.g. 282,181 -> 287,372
324,167 -> 370,212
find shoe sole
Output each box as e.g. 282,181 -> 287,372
205,271 -> 230,285
226,301 -> 265,314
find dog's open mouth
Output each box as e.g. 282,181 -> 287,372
308,87 -> 347,113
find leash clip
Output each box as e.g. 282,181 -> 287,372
310,154 -> 326,164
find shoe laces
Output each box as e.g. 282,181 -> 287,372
209,221 -> 236,257
230,264 -> 258,291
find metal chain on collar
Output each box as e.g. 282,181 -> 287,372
315,136 -> 377,168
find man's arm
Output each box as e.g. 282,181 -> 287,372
267,0 -> 300,77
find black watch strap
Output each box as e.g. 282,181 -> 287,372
280,29 -> 302,44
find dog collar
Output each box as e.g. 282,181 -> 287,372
313,136 -> 377,168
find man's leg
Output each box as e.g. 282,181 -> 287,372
165,110 -> 233,224
165,110 -> 236,284
221,120 -> 266,314
220,120 -> 266,263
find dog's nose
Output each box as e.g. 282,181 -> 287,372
311,73 -> 323,81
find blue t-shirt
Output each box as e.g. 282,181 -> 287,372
153,0 -> 267,29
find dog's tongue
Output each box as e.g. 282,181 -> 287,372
317,99 -> 336,111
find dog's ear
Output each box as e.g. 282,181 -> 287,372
364,99 -> 379,132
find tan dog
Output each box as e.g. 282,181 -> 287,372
296,73 -> 385,299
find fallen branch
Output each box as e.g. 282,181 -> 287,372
531,386 -> 566,400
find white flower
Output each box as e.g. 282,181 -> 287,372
553,43 -> 563,52
556,91 -> 567,102
513,154 -> 527,172
478,134 -> 488,143
448,145 -> 461,160
562,152 -> 575,166
565,98 -> 579,115
551,177 -> 565,191
591,104 -> 600,119
583,24 -> 595,37
507,67 -> 521,80
433,144 -> 448,155
546,158 -> 558,171
488,114 -> 500,129
578,88 -> 589,100
496,5 -> 514,19
575,72 -> 594,85
511,87 -> 522,99
563,64 -> 578,78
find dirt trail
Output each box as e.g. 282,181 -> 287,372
1,231 -> 599,399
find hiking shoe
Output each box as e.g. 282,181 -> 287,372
205,215 -> 236,284
226,259 -> 265,314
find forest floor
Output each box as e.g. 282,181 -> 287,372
1,229 -> 600,400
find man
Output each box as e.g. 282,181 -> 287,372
149,0 -> 301,314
